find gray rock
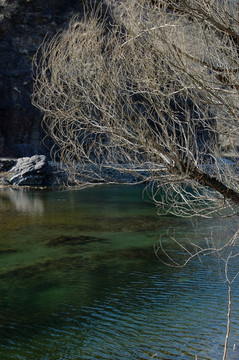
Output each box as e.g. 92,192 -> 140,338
0,176 -> 10,185
0,158 -> 16,171
9,155 -> 48,185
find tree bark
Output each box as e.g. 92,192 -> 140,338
189,165 -> 239,205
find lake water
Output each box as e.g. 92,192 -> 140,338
0,185 -> 239,360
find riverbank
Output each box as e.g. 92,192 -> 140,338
0,156 -> 66,189
1,154 -> 237,190
0,155 -> 146,189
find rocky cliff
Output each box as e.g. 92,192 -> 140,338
0,0 -> 104,158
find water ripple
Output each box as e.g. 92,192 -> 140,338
1,187 -> 239,360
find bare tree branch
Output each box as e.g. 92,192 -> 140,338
32,1 -> 239,217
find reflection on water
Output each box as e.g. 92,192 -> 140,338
0,188 -> 44,214
0,185 -> 239,360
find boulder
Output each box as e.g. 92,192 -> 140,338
0,158 -> 16,171
9,154 -> 48,185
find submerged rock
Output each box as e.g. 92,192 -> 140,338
94,246 -> 156,262
0,248 -> 17,254
47,235 -> 105,247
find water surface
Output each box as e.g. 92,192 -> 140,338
0,185 -> 239,360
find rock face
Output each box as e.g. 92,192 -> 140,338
0,0 -> 104,158
0,0 -> 217,161
9,155 -> 48,185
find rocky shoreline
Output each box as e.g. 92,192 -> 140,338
1,154 -> 237,190
0,155 -> 144,189
0,155 -> 66,188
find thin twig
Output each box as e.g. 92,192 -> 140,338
223,285 -> 231,360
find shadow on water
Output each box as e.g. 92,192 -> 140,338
0,186 -> 239,359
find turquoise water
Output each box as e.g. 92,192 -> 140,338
0,185 -> 239,359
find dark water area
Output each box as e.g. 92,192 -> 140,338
0,185 -> 239,360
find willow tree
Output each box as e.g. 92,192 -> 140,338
33,1 -> 239,357
32,0 -> 239,273
33,0 -> 239,215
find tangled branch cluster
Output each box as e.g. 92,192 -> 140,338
32,0 -> 239,218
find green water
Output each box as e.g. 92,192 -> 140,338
0,185 -> 239,360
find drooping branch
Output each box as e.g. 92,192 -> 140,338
32,0 -> 239,216
181,162 -> 239,205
